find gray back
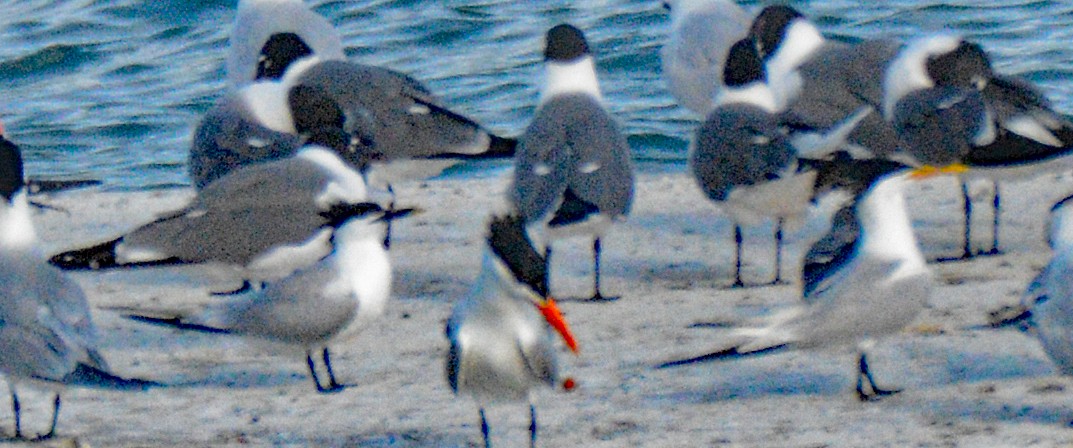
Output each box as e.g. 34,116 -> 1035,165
691,103 -> 795,202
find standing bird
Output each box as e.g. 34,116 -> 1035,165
690,37 -> 815,287
883,34 -> 1073,259
51,119 -> 376,291
513,24 -> 634,302
446,213 -> 579,448
660,0 -> 751,116
0,125 -> 154,438
661,158 -> 936,401
990,194 -> 1073,374
124,202 -> 409,394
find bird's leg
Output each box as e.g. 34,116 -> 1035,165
479,407 -> 491,448
772,218 -> 784,285
855,352 -> 901,401
38,395 -> 59,440
529,404 -> 537,448
306,350 -> 345,394
10,391 -> 21,439
987,182 -> 1002,256
587,238 -> 618,302
544,246 -> 553,294
733,225 -> 745,288
961,181 -> 973,260
321,348 -> 348,392
384,184 -> 397,249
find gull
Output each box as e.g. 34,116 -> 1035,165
0,125 -> 154,439
989,194 -> 1073,374
661,158 -> 936,401
221,0 -> 516,188
51,117 -> 376,289
660,0 -> 751,115
123,202 -> 408,394
512,23 -> 634,302
747,5 -> 905,160
446,213 -> 579,448
883,34 -> 1073,259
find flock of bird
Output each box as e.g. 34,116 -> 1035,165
3,0 -> 1073,446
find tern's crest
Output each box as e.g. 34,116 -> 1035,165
487,214 -> 548,296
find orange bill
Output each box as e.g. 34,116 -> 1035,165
537,297 -> 579,354
909,163 -> 969,180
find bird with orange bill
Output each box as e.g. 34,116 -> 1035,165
446,213 -> 579,448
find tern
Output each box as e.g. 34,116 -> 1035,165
446,213 -> 579,448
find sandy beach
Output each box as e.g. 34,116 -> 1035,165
10,166 -> 1073,447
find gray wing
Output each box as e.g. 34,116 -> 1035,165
563,97 -> 634,219
188,92 -> 302,190
122,158 -> 332,266
219,262 -> 354,345
965,76 -> 1073,167
801,204 -> 860,301
787,40 -> 904,158
226,0 -> 345,87
294,61 -> 491,163
892,86 -> 988,167
517,332 -> 559,388
691,103 -> 796,202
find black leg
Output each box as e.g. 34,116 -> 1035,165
384,185 -> 397,249
773,218 -> 784,285
321,348 -> 347,392
587,238 -> 618,302
855,352 -> 901,401
11,391 -> 20,439
529,404 -> 537,448
733,225 -> 745,288
961,181 -> 973,259
480,407 -> 491,448
544,246 -> 552,294
306,350 -> 345,394
40,395 -> 59,440
987,182 -> 1001,256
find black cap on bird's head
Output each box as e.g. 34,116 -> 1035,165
487,213 -> 548,297
724,38 -> 766,87
749,5 -> 805,59
256,32 -> 314,81
319,202 -> 416,229
926,40 -> 993,90
545,24 -> 590,63
0,127 -> 25,203
289,83 -> 375,164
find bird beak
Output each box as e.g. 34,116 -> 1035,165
377,206 -> 422,222
537,297 -> 579,354
908,163 -> 970,179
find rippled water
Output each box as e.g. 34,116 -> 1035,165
1,0 -> 1072,190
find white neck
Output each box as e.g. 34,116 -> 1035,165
241,81 -> 296,134
541,56 -> 603,105
297,146 -> 369,207
715,81 -> 779,113
858,174 -> 924,268
765,19 -> 824,108
883,34 -> 963,119
332,219 -> 391,319
0,190 -> 38,250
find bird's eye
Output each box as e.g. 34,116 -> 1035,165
661,1 -> 671,11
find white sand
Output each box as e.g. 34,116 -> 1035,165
12,167 -> 1073,447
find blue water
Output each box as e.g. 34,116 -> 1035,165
1,0 -> 1072,190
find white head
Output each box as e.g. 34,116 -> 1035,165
749,6 -> 824,108
0,131 -> 36,249
298,145 -> 369,208
540,24 -> 602,105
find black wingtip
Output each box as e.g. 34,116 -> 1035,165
49,239 -> 185,270
423,134 -> 517,161
656,344 -> 789,369
61,363 -> 162,391
26,178 -> 101,195
49,239 -> 122,270
123,314 -> 232,335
